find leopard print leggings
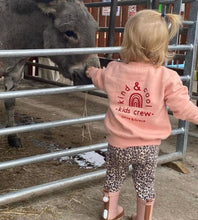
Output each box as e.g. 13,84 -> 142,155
104,145 -> 159,200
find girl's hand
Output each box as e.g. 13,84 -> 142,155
86,66 -> 95,78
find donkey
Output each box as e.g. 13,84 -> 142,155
0,0 -> 100,147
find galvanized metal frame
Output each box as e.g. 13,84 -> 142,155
0,45 -> 193,58
0,0 -> 197,207
176,1 -> 198,153
155,0 -> 198,156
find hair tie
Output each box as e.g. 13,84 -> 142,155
161,12 -> 172,31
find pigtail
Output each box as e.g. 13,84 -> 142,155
165,13 -> 182,40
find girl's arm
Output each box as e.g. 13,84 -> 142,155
165,71 -> 198,125
86,66 -> 107,91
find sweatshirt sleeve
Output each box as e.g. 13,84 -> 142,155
164,71 -> 198,125
88,67 -> 107,91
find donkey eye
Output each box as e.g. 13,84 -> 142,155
64,30 -> 78,40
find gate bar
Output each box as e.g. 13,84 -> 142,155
85,0 -> 148,7
192,95 -> 198,100
188,131 -> 198,138
0,74 -> 191,100
159,0 -> 195,3
0,84 -> 96,99
0,114 -> 184,136
0,114 -> 105,136
0,127 -> 184,170
0,45 -> 193,58
99,21 -> 194,32
0,151 -> 182,207
0,143 -> 108,170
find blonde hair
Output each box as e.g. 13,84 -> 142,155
121,9 -> 182,66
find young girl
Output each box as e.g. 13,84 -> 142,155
86,9 -> 198,220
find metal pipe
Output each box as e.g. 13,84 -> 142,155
168,44 -> 193,51
0,74 -> 188,100
171,128 -> 185,135
0,151 -> 182,206
0,45 -> 193,58
98,21 -> 193,33
188,131 -> 198,138
192,95 -> 198,100
0,114 -> 105,136
106,0 -> 118,58
24,75 -> 108,99
157,151 -> 183,165
182,0 -> 196,3
85,0 -> 148,7
0,115 -> 184,137
0,47 -> 121,58
0,84 -> 96,100
183,21 -> 195,26
0,143 -> 108,170
158,0 -> 178,4
0,169 -> 106,206
159,0 -> 195,3
0,125 -> 185,169
180,76 -> 191,81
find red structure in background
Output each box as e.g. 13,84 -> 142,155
84,0 -> 147,59
84,0 -> 191,61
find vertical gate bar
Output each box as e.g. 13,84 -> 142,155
152,0 -> 159,9
171,0 -> 182,44
176,1 -> 198,158
172,0 -> 182,14
146,0 -> 152,8
106,0 -> 118,59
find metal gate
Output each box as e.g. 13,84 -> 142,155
0,0 -> 197,207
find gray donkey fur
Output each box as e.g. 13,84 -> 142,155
0,0 -> 99,147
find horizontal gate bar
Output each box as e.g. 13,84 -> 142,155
159,0 -> 195,3
0,142 -> 108,170
0,45 -> 193,58
85,0 -> 195,7
0,112 -> 184,136
85,0 -> 148,7
0,126 -> 184,169
98,22 -> 194,32
188,131 -> 198,138
0,75 -> 191,100
0,114 -> 105,136
183,21 -> 195,25
0,84 -> 96,99
157,151 -> 183,165
171,127 -> 185,135
180,76 -> 191,81
192,95 -> 198,100
0,169 -> 106,207
0,151 -> 182,206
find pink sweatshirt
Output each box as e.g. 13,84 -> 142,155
89,61 -> 198,148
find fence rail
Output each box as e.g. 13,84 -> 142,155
0,45 -> 193,58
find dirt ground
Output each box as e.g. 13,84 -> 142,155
0,78 -> 197,220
